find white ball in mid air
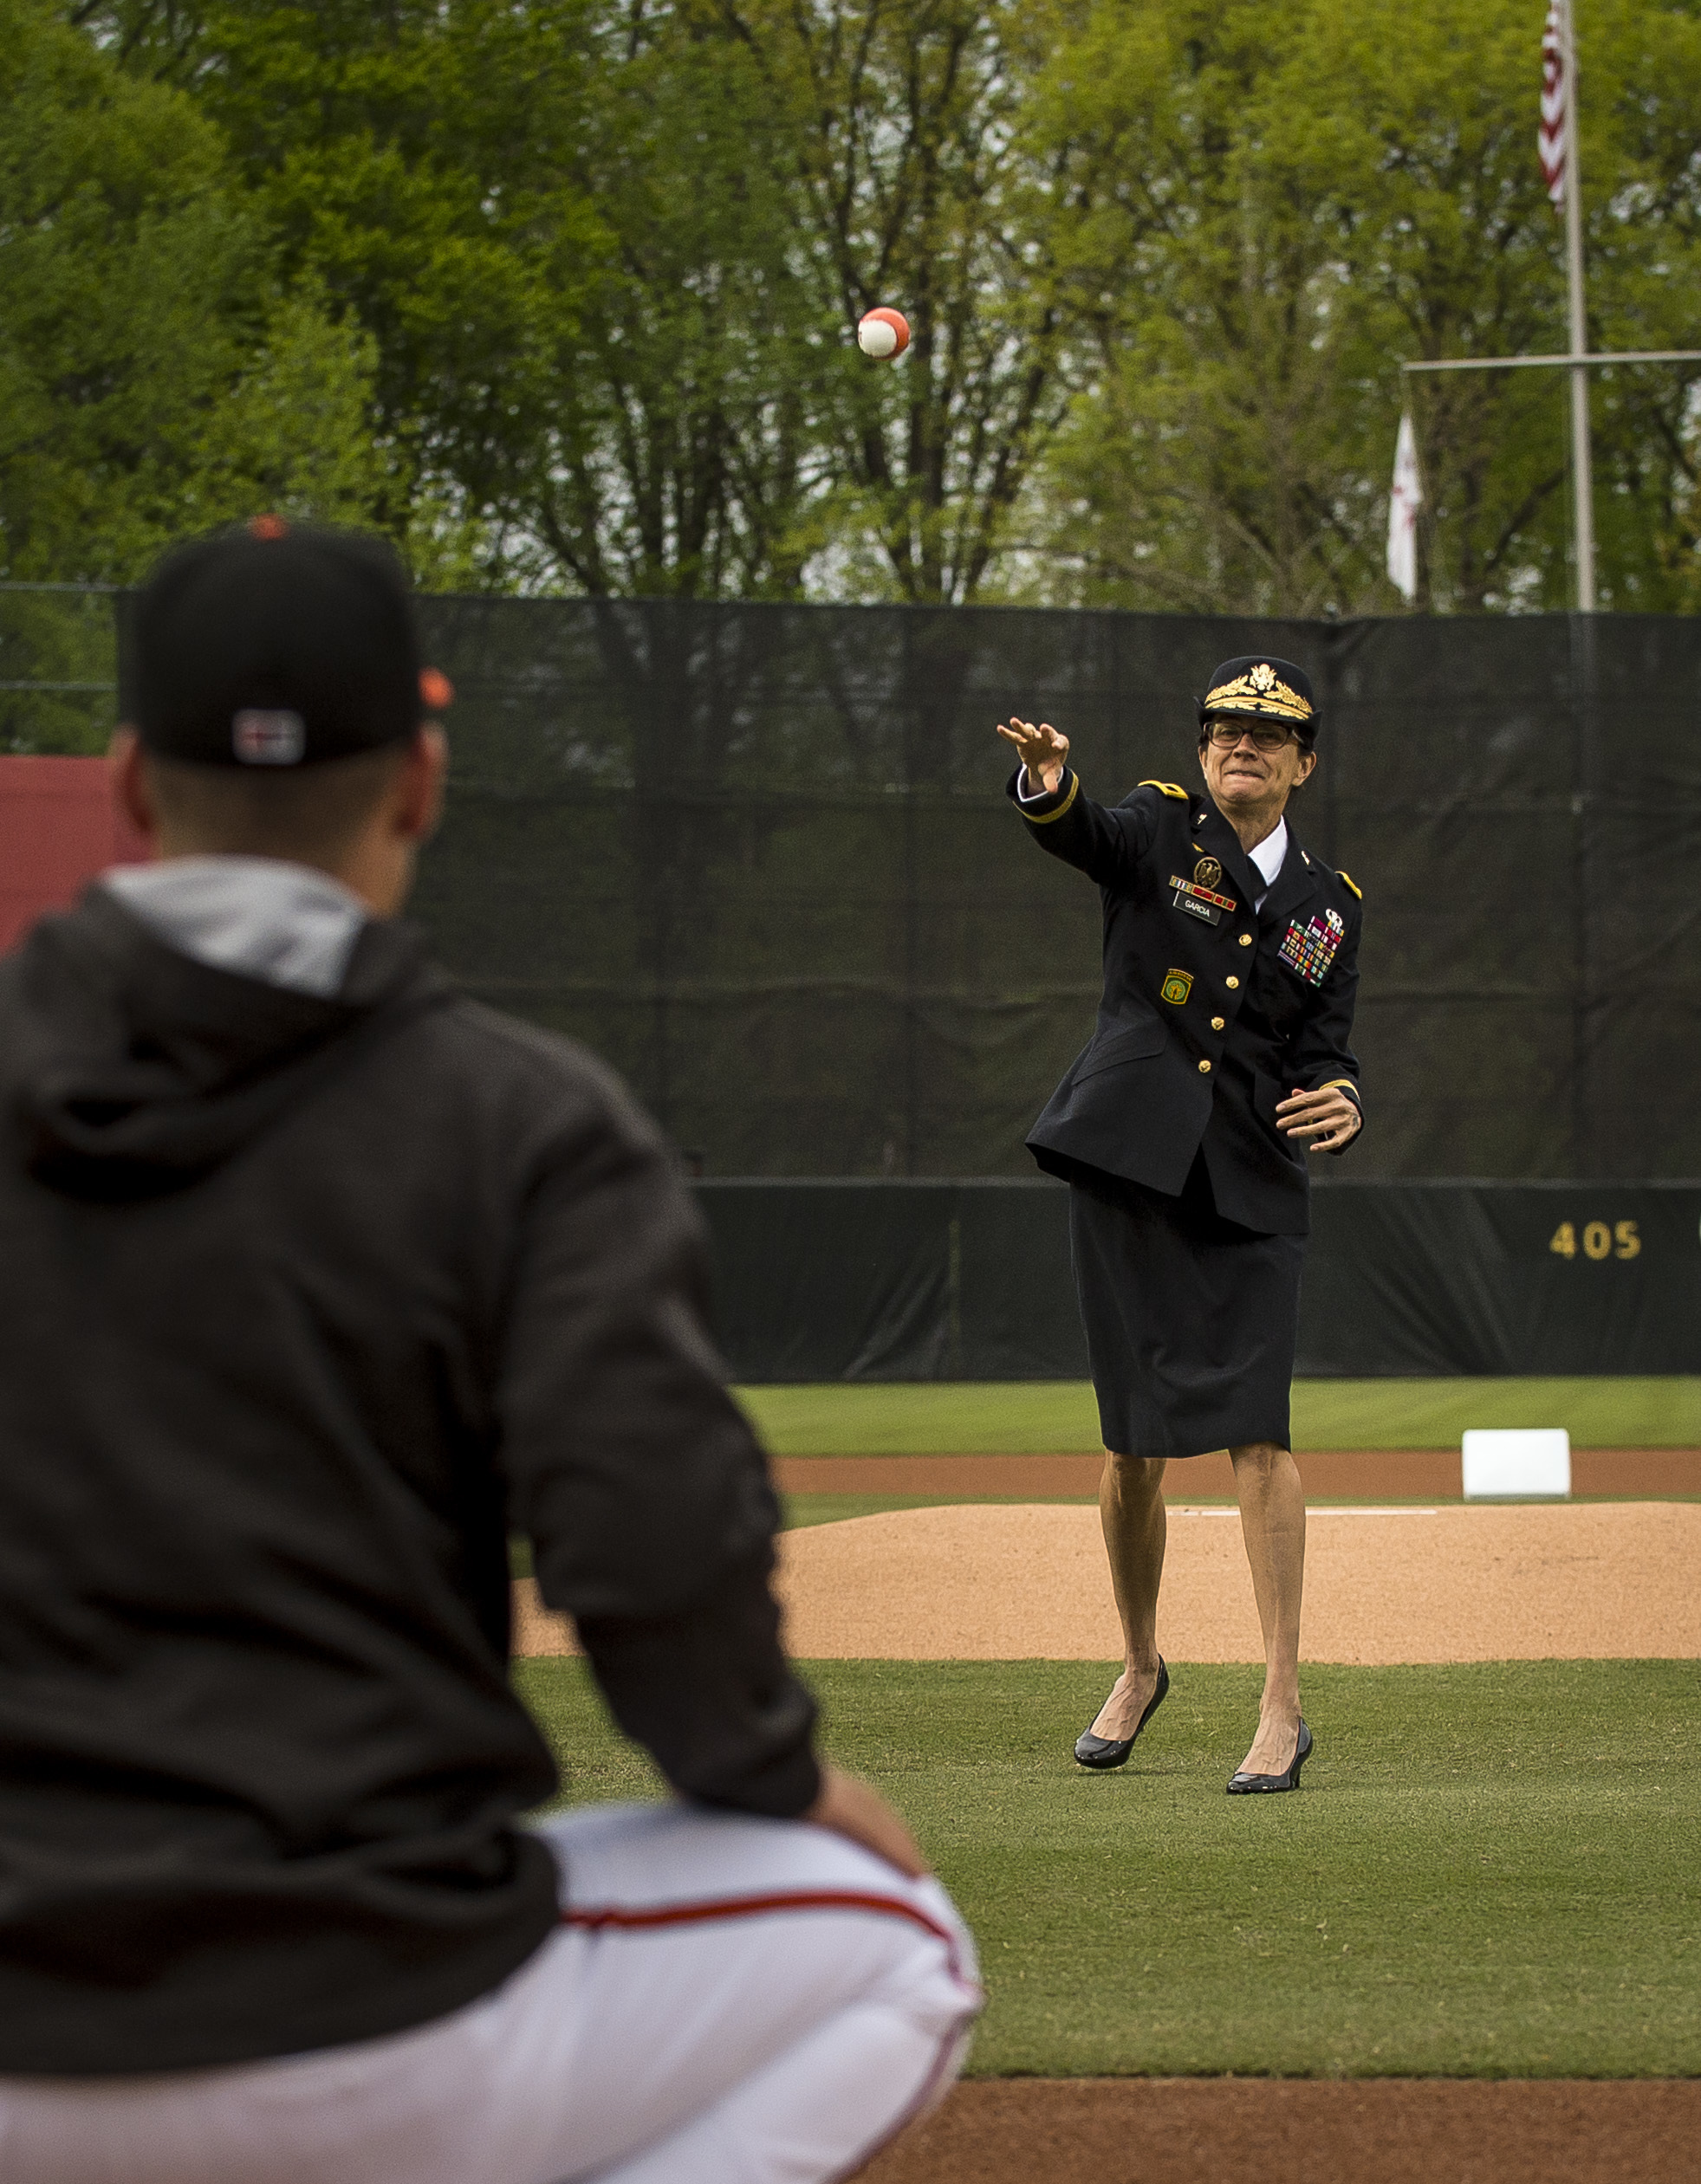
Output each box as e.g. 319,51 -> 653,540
856,308 -> 911,360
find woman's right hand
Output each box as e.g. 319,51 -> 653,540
995,716 -> 1070,796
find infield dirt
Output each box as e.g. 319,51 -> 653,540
859,2078 -> 1701,2183
512,1499 -> 1701,1662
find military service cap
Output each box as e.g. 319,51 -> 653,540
1198,656 -> 1317,744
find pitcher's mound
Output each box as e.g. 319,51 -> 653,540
769,1501 -> 1701,1662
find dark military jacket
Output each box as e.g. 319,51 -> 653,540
1010,768 -> 1364,1236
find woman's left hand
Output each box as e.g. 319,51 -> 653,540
1276,1084 -> 1361,1152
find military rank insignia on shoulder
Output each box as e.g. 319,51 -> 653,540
1139,781 -> 1189,800
1278,907 -> 1346,987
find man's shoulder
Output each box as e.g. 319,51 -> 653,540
437,994 -> 606,1073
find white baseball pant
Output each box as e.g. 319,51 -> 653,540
0,1801 -> 982,2184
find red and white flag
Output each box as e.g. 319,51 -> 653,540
1540,2 -> 1568,207
1386,414 -> 1422,603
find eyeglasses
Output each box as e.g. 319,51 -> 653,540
1203,718 -> 1297,752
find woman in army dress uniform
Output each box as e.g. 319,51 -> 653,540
997,658 -> 1363,1794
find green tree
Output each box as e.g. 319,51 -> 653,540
83,0 -> 834,599
63,0 -> 1701,611
1028,0 -> 1701,615
2,0 -> 386,587
1581,0 -> 1701,609
709,0 -> 1111,604
76,0 -> 608,588
88,0 -> 1089,603
523,4 -> 831,596
533,0 -> 1128,605
1024,0 -> 1564,613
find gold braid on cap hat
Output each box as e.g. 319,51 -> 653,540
1204,661 -> 1314,724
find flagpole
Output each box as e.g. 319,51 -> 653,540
1399,5 -> 1701,603
1562,0 -> 1595,612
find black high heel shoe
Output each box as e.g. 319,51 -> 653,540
1074,1658 -> 1169,1770
1225,1720 -> 1313,1795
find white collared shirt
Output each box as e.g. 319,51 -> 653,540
1246,818 -> 1287,910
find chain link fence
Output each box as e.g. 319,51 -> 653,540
0,584 -> 120,756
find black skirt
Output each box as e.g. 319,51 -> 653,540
1068,1153 -> 1304,1460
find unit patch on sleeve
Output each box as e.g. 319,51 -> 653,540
1278,907 -> 1345,986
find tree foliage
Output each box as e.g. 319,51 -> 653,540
705,0 -> 1086,603
1029,0 -> 1701,613
530,4 -> 826,596
1,0 -> 386,583
23,0 -> 1701,607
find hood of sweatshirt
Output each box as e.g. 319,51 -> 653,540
2,889 -> 450,1198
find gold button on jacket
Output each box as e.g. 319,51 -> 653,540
1225,976 -> 1240,989
1211,1016 -> 1225,1030
1237,932 -> 1252,947
1198,1059 -> 1211,1073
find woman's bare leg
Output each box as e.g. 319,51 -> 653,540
1230,1442 -> 1306,1775
1088,1451 -> 1167,1739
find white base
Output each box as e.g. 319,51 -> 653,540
1461,1428 -> 1572,1500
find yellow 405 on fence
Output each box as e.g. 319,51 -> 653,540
1548,1220 -> 1641,1261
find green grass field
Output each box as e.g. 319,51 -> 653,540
516,1656 -> 1701,2079
516,1378 -> 1699,2076
737,1377 -> 1701,1455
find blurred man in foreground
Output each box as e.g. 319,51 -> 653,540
0,521 -> 977,2184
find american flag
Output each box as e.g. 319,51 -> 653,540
1540,2 -> 1568,207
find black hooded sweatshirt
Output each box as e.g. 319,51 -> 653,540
0,891 -> 817,2077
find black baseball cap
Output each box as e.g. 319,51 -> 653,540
125,516 -> 451,768
1198,656 -> 1318,743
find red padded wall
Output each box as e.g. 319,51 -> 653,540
0,757 -> 150,953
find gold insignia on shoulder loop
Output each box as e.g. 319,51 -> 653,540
1160,969 -> 1193,1006
1139,780 -> 1189,800
1337,870 -> 1363,900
